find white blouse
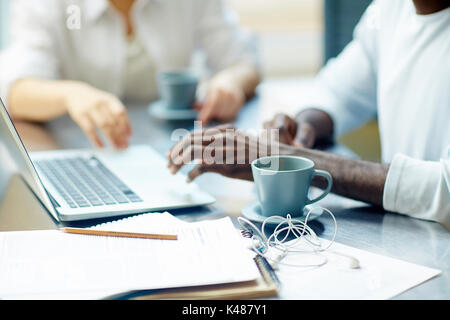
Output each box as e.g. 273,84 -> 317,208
0,0 -> 258,104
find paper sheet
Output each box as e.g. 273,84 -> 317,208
272,238 -> 441,300
0,214 -> 259,299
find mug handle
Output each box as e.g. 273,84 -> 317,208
306,169 -> 333,205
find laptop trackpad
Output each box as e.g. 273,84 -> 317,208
93,145 -> 210,204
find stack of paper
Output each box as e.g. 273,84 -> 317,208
0,213 -> 259,299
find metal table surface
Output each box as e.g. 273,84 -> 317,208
2,96 -> 449,300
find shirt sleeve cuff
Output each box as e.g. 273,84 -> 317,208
383,153 -> 450,230
382,153 -> 407,213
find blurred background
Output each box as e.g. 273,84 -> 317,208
0,0 -> 380,161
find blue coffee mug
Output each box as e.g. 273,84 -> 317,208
157,71 -> 198,109
251,155 -> 333,217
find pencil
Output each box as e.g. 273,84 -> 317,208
60,227 -> 178,240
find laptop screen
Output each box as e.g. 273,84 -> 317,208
0,98 -> 59,221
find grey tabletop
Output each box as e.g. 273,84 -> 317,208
5,97 -> 450,300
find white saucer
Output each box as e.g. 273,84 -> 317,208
241,201 -> 324,226
148,100 -> 198,120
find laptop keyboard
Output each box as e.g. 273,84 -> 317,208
34,156 -> 143,208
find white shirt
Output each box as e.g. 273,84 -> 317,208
0,0 -> 257,104
302,0 -> 450,229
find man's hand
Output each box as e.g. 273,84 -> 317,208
263,113 -> 316,148
195,81 -> 246,125
167,125 -> 296,182
64,83 -> 132,149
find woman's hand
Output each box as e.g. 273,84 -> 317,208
195,79 -> 246,125
63,83 -> 132,149
194,62 -> 260,125
166,124 -> 297,182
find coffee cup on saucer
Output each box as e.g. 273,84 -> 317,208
242,155 -> 333,223
157,71 -> 198,109
148,71 -> 199,120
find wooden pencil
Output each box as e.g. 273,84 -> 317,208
60,227 -> 178,240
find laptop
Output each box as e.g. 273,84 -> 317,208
0,98 -> 215,221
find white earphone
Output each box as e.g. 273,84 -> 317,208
239,206 -> 360,269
